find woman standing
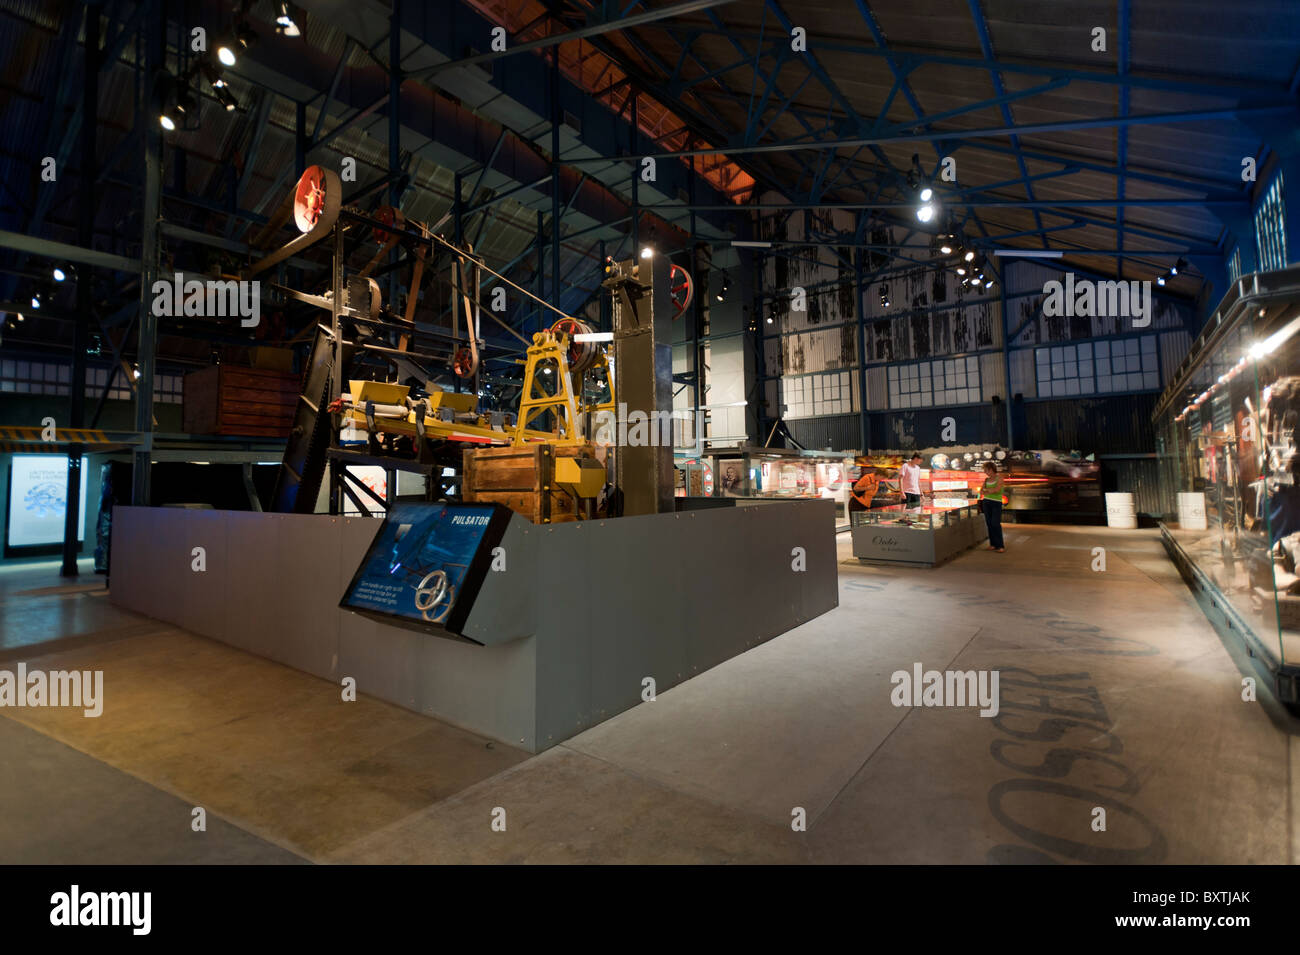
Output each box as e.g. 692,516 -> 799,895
980,461 -> 1007,553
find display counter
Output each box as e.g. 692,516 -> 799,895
849,502 -> 987,567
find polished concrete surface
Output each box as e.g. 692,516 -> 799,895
1,527 -> 1295,864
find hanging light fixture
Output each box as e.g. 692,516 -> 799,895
275,2 -> 305,37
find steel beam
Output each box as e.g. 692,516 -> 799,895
406,0 -> 734,83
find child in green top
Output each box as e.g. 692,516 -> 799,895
980,462 -> 1006,552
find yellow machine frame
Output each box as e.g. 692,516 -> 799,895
511,328 -> 615,446
340,324 -> 615,448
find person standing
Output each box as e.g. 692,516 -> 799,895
980,461 -> 1007,552
898,453 -> 924,507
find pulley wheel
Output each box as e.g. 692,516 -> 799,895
293,165 -> 335,234
669,263 -> 693,319
452,346 -> 476,378
550,317 -> 598,374
372,205 -> 406,246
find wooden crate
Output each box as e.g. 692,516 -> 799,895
183,365 -> 299,437
463,444 -> 594,524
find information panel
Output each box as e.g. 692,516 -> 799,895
339,501 -> 512,641
7,454 -> 88,550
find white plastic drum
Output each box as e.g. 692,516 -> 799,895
1177,492 -> 1208,531
1105,492 -> 1137,528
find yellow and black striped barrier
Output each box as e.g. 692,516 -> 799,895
0,426 -> 138,453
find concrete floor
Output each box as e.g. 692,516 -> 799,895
0,526 -> 1295,864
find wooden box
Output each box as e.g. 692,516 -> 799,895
463,444 -> 595,524
183,365 -> 299,437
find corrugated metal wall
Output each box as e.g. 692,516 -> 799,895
1018,394 -> 1156,454
980,351 -> 1007,401
1100,456 -> 1162,516
782,414 -> 862,451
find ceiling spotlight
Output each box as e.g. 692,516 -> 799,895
217,44 -> 237,67
16,312 -> 24,322
275,2 -> 305,37
175,83 -> 197,114
640,246 -> 653,259
916,203 -> 934,223
940,240 -> 953,255
1157,274 -> 1167,286
201,62 -> 226,88
879,285 -> 891,308
52,264 -> 68,282
30,293 -> 41,309
919,186 -> 933,202
216,86 -> 239,111
159,109 -> 176,130
716,272 -> 730,303
956,267 -> 966,276
1173,257 -> 1187,276
766,315 -> 774,325
964,250 -> 975,262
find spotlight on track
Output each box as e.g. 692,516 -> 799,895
217,43 -> 237,66
879,285 -> 891,308
201,62 -> 226,88
640,246 -> 654,259
175,82 -> 197,115
52,263 -> 72,282
716,272 -> 730,303
940,238 -> 953,255
1172,257 -> 1186,276
964,250 -> 975,262
159,106 -> 177,130
275,2 -> 305,37
216,86 -> 239,111
1157,273 -> 1167,286
30,292 -> 41,309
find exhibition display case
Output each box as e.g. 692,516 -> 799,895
703,447 -> 854,501
1154,266 -> 1300,701
849,502 -> 988,566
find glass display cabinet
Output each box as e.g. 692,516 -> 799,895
1154,264 -> 1300,704
850,502 -> 987,566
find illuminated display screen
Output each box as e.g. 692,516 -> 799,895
7,455 -> 89,549
339,501 -> 511,641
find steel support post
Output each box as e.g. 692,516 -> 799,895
131,0 -> 162,507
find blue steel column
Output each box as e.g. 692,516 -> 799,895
1001,273 -> 1014,448
63,2 -> 98,575
630,92 -> 639,254
132,0 -> 162,507
389,1 -> 402,312
551,48 -> 562,311
536,211 -> 545,335
854,230 -> 869,453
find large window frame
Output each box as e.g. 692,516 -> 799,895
1033,335 -> 1159,399
1255,171 -> 1287,272
886,355 -> 982,410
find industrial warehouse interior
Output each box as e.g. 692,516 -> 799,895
1,0 -> 1299,907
